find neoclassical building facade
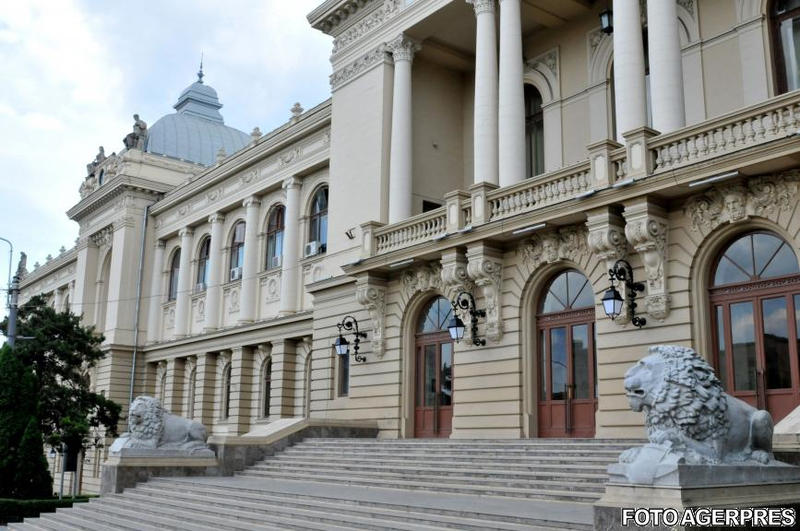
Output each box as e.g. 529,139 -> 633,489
19,0 -> 800,492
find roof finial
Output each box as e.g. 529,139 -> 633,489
197,52 -> 204,84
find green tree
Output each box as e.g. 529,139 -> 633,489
1,295 -> 121,452
0,345 -> 52,498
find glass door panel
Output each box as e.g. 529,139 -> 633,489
572,324 -> 589,399
550,327 -> 567,400
730,301 -> 757,391
440,343 -> 453,406
424,344 -> 436,407
762,297 -> 792,389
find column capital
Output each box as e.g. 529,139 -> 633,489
208,212 -> 226,225
386,34 -> 421,63
242,196 -> 262,209
155,239 -> 166,249
283,176 -> 302,191
467,0 -> 495,15
178,227 -> 194,239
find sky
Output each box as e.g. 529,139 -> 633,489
0,0 -> 333,326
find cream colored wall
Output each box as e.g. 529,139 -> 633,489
411,57 -> 465,211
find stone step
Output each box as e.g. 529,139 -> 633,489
236,469 -> 604,501
272,453 -> 610,473
73,501 -> 218,531
7,519 -> 72,531
31,513 -> 91,531
250,461 -> 608,483
296,439 -> 638,450
302,437 -> 642,444
285,446 -> 624,457
97,495 -> 349,531
278,450 -> 618,465
119,488 -> 544,531
146,477 -> 594,530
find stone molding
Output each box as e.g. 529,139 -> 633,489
587,208 -> 630,324
90,226 -> 114,249
466,244 -> 504,342
242,196 -> 262,209
624,200 -> 670,320
401,262 -> 443,300
518,225 -> 589,271
440,250 -> 476,342
283,176 -> 302,191
684,171 -> 800,236
332,0 -> 402,56
386,34 -> 421,63
330,44 -> 390,91
355,275 -> 387,358
178,227 -> 194,239
208,213 -> 225,225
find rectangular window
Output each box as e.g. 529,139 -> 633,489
338,354 -> 350,397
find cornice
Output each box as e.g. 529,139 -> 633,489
19,248 -> 78,288
67,175 -> 170,221
308,0 -> 380,37
150,100 -> 332,216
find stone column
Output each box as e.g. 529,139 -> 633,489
54,288 -> 64,313
498,0 -> 526,187
174,228 -> 194,338
612,0 -> 647,139
270,340 -> 296,418
204,213 -> 225,332
193,352 -> 216,427
146,240 -> 166,342
279,177 -> 301,315
164,358 -> 185,413
238,196 -> 262,324
387,34 -> 420,223
469,0 -> 499,185
647,0 -> 685,133
228,346 -> 254,434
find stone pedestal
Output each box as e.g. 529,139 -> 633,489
595,463 -> 800,530
100,451 -> 218,494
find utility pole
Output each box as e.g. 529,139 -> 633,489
7,272 -> 18,348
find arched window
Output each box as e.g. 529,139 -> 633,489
537,269 -> 596,438
262,358 -> 272,417
309,186 -> 328,252
196,237 -> 210,289
229,221 -> 245,279
186,368 -> 197,419
266,205 -> 285,270
525,84 -> 544,178
168,249 -> 181,301
710,231 -> 800,422
222,364 -> 232,420
414,296 -> 454,438
772,0 -> 800,94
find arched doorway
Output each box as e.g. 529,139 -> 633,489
414,296 -> 454,438
537,269 -> 597,438
710,231 -> 800,422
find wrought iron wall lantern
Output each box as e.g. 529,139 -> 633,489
599,8 -> 613,34
333,315 -> 368,362
447,292 -> 487,346
602,259 -> 646,328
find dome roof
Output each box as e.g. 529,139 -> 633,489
145,71 -> 250,166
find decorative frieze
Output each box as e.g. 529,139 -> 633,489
332,0 -> 401,56
518,226 -> 589,271
90,226 -> 114,249
330,45 -> 389,91
401,262 -> 443,300
684,171 -> 800,235
466,244 -> 504,342
355,275 -> 387,358
624,200 -> 670,320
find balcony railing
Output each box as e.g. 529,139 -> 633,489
360,90 -> 800,258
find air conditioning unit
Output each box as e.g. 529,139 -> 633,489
194,282 -> 206,293
271,255 -> 283,269
229,267 -> 242,281
304,241 -> 321,258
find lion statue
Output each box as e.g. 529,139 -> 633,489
621,345 -> 774,466
110,396 -> 212,455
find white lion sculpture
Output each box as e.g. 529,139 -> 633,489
621,345 -> 774,466
111,396 -> 212,455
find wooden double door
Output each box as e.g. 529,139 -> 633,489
414,331 -> 453,438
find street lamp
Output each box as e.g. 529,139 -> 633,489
448,292 -> 486,346
599,8 -> 613,34
333,315 -> 367,362
602,259 -> 646,328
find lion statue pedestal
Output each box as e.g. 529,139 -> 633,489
595,346 -> 800,530
101,396 -> 218,494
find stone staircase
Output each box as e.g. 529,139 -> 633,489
9,438 -> 637,530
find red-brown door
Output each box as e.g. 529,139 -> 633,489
414,333 -> 453,438
710,232 -> 800,423
536,270 -> 597,438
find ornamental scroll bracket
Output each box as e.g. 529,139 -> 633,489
624,199 -> 670,321
587,207 -> 631,324
355,275 -> 387,358
466,243 -> 504,342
